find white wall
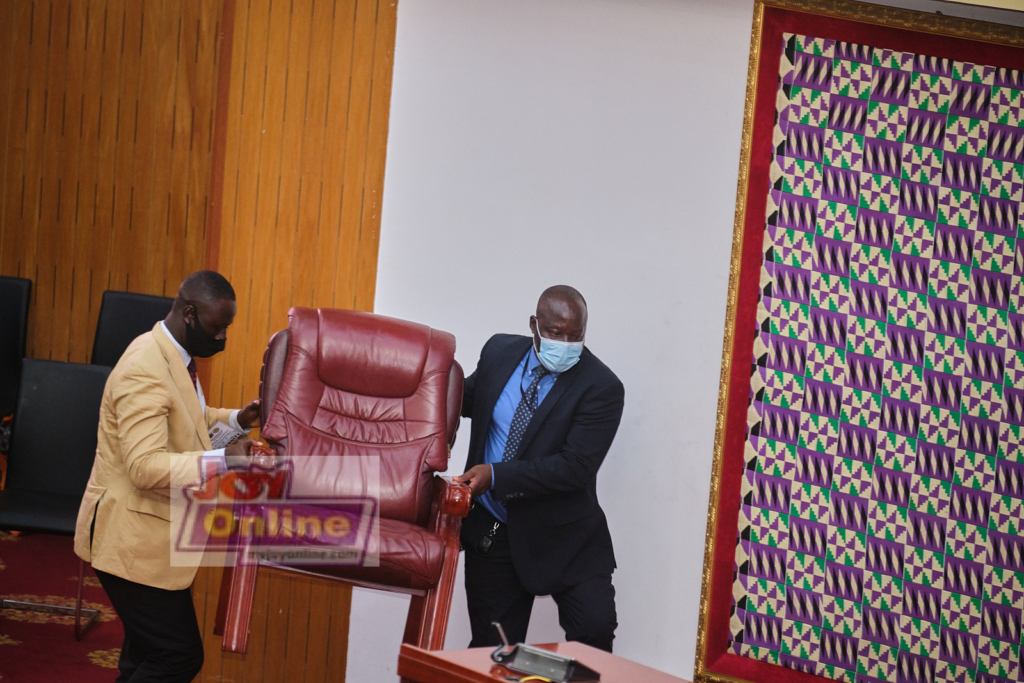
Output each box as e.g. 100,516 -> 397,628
356,1 -> 1024,681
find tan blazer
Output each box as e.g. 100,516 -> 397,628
74,322 -> 236,590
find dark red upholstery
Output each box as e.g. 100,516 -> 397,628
218,307 -> 470,653
262,308 -> 455,526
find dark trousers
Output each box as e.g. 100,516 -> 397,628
461,504 -> 617,653
94,569 -> 204,683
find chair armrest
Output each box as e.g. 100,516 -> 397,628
433,476 -> 471,519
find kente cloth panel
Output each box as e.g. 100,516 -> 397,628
731,33 -> 1024,683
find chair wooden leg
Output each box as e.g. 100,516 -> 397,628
403,476 -> 470,650
220,562 -> 259,653
403,594 -> 427,647
403,514 -> 463,649
402,582 -> 452,651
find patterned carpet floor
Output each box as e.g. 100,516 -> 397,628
0,531 -> 123,682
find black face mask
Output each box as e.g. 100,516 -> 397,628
185,309 -> 226,358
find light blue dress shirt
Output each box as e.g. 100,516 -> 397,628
478,347 -> 559,523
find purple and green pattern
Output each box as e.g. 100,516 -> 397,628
732,34 -> 1024,683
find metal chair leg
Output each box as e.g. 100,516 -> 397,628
0,558 -> 101,641
74,558 -> 100,640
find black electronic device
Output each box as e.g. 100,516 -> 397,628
489,622 -> 600,682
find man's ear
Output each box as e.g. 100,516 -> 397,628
183,304 -> 195,327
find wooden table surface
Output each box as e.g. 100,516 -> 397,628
398,642 -> 692,683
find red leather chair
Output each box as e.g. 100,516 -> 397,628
216,307 -> 470,652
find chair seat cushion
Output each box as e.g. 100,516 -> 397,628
280,516 -> 446,591
0,489 -> 80,535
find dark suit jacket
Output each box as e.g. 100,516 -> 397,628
462,333 -> 625,595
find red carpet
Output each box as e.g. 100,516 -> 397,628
0,531 -> 124,682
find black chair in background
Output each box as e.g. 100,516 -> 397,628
0,359 -> 111,640
0,276 -> 32,418
90,290 -> 174,367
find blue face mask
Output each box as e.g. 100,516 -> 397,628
536,336 -> 584,373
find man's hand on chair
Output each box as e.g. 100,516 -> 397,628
454,465 -> 492,498
224,438 -> 258,471
238,398 -> 261,429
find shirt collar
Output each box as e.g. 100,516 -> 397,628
160,320 -> 192,368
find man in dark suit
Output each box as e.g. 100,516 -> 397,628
454,285 -> 624,653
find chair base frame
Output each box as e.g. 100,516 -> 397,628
1,558 -> 100,641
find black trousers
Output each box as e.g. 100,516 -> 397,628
461,504 -> 617,653
94,569 -> 204,683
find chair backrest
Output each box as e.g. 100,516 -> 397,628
0,276 -> 32,416
260,307 -> 463,528
7,359 -> 110,496
91,290 -> 174,366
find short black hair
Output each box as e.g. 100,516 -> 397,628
178,270 -> 235,305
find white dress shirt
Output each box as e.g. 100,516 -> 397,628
160,321 -> 243,475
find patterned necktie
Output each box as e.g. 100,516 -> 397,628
186,359 -> 200,396
501,365 -> 550,463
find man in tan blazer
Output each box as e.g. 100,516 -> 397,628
75,270 -> 260,683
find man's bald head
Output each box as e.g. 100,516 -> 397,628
537,285 -> 587,326
530,285 -> 587,352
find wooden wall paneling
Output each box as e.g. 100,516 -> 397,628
324,0 -> 377,312
303,579 -> 332,683
51,0 -> 85,362
0,2 -> 29,280
0,0 -> 222,360
146,0 -> 179,297
107,0 -> 143,297
262,571 -> 291,682
283,575 -> 313,682
288,0 -> 341,313
88,0 -> 127,347
183,0 -> 206,285
202,0 -> 234,279
185,0 -> 220,290
195,565 -> 222,683
205,0 -> 241,406
309,0 -> 357,312
48,1 -> 75,357
17,0 -> 51,358
0,2 -> 15,268
354,0 -> 396,312
163,0 -> 192,296
139,0 -> 171,297
207,0 -> 270,409
221,0 -> 274,409
129,0 -> 161,297
237,0 -> 290,412
67,0 -> 105,363
263,0 -> 312,348
34,0 -> 71,360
